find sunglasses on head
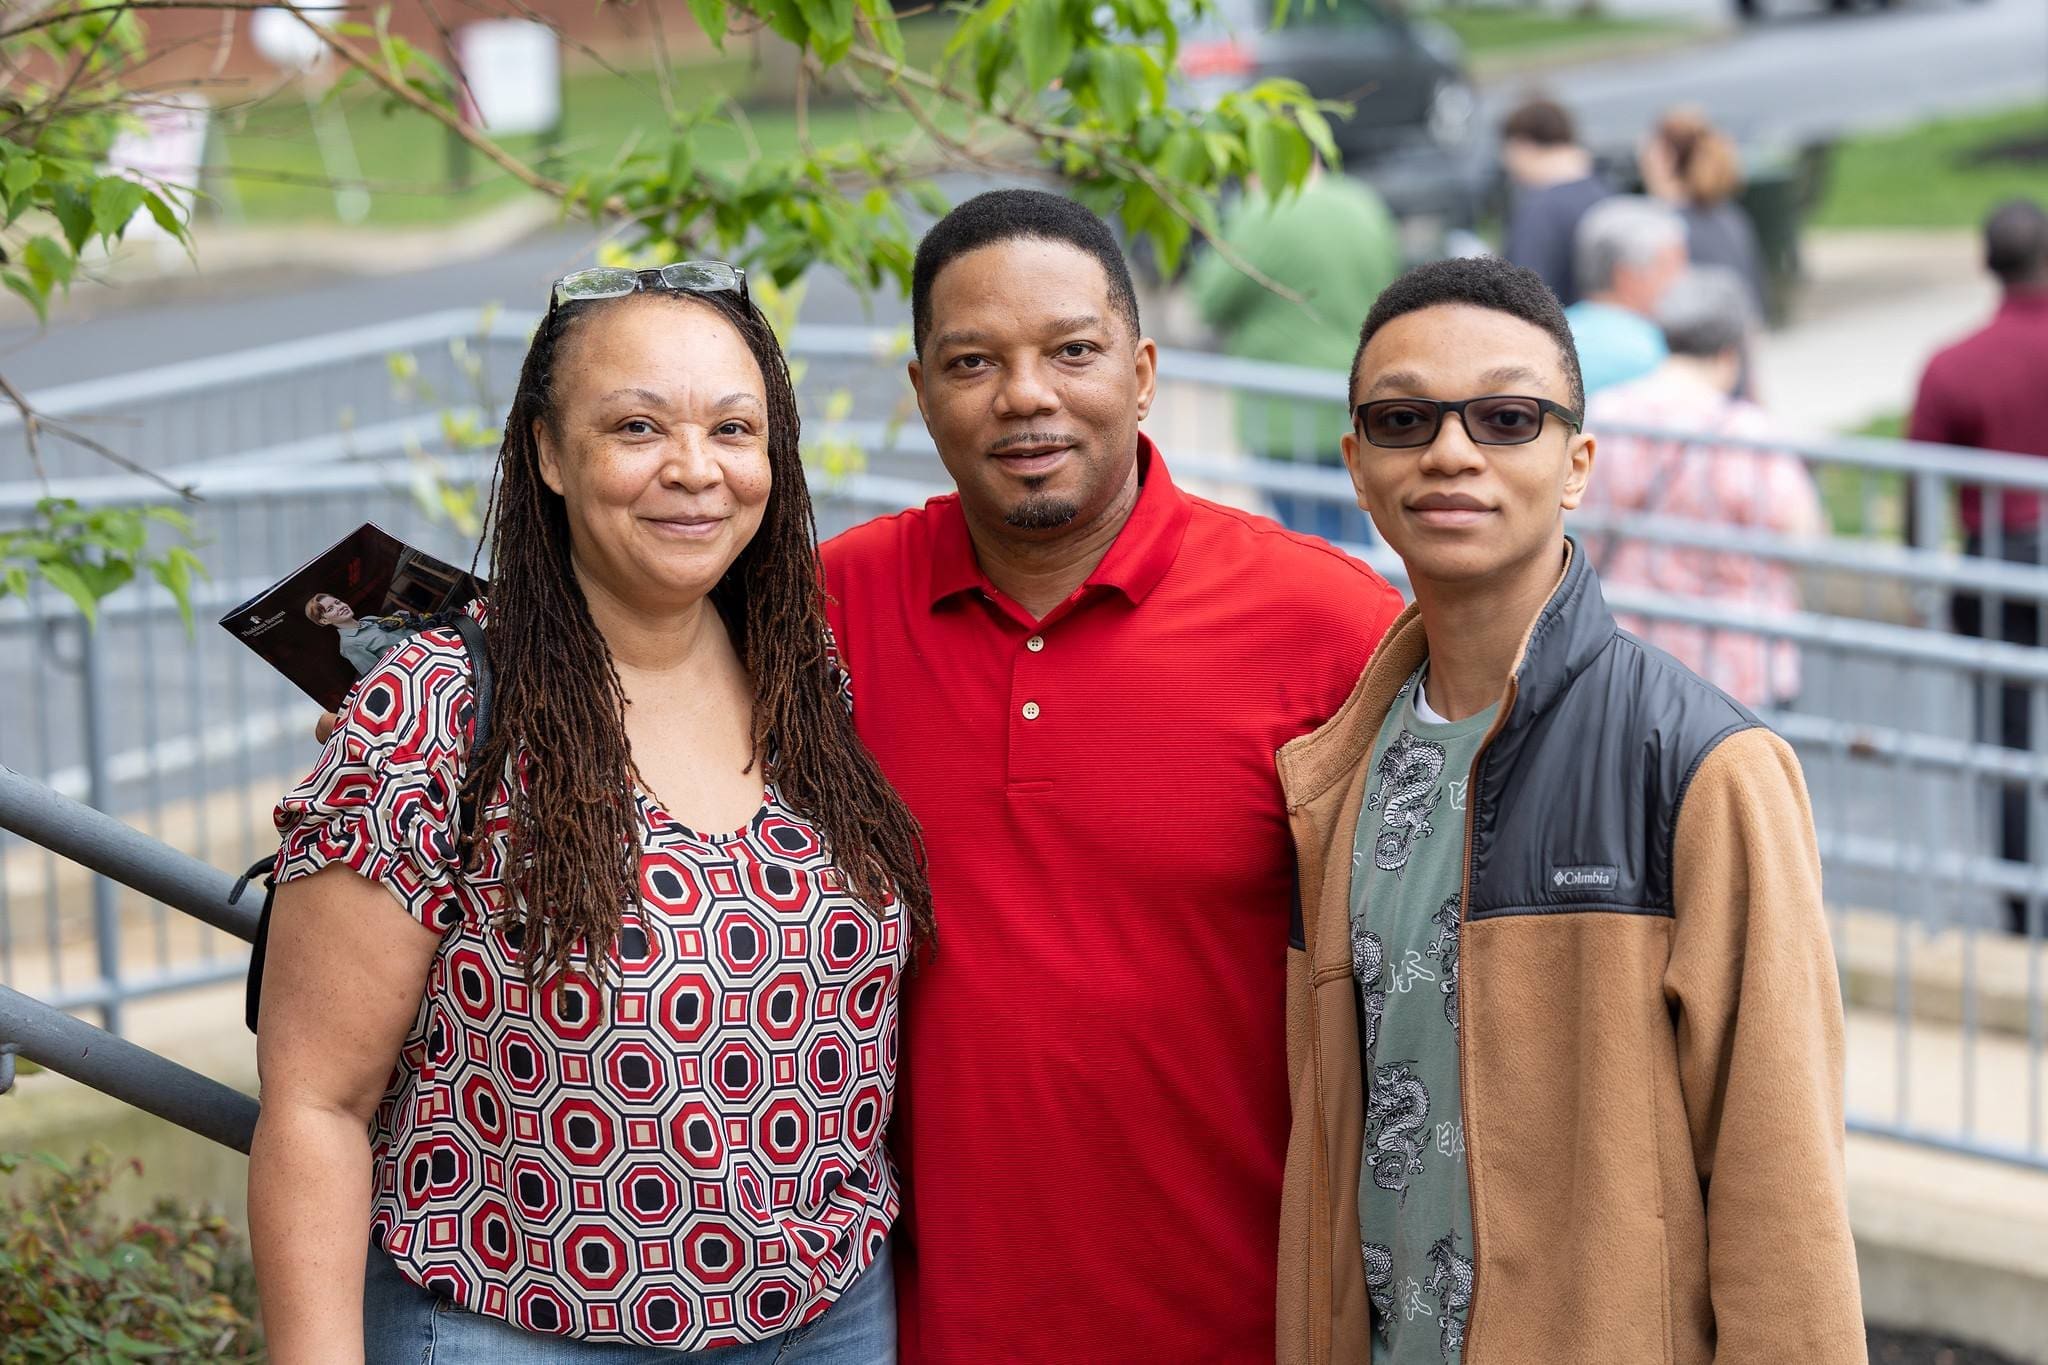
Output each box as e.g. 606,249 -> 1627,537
550,260 -> 749,311
1354,395 -> 1583,449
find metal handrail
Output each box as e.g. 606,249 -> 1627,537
6,311 -> 2048,490
0,765 -> 260,943
0,983 -> 258,1154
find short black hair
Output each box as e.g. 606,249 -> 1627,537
1984,197 -> 2048,287
1349,256 -> 1585,415
911,189 -> 1141,357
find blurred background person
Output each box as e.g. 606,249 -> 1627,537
1189,167 -> 1403,537
1912,197 -> 2048,935
1499,94 -> 1614,307
1583,265 -> 1824,710
1566,195 -> 1689,396
1640,107 -> 1767,312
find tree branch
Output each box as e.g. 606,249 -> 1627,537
0,1 -> 352,47
845,37 -> 1311,306
0,371 -> 198,499
268,0 -> 620,215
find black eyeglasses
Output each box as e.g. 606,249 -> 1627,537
550,260 -> 749,311
1354,395 -> 1583,449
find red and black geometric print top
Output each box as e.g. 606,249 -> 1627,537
273,607 -> 901,1349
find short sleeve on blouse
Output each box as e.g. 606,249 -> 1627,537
273,628 -> 480,934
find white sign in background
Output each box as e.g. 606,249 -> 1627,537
455,20 -> 562,137
104,90 -> 210,240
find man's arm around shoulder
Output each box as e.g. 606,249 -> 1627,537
1664,726 -> 1867,1364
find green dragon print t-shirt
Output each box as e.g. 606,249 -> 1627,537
1350,665 -> 1493,1364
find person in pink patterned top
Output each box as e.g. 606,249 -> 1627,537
1581,265 -> 1825,709
247,263 -> 932,1364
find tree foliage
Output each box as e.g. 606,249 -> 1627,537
0,0 -> 1340,621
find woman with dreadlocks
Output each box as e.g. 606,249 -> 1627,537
248,262 -> 931,1364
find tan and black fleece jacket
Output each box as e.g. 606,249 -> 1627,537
1275,541 -> 1866,1365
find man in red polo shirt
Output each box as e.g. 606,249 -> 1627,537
1911,197 -> 2048,935
821,190 -> 1404,1360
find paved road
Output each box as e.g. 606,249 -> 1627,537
1477,0 -> 2048,152
0,0 -> 2041,393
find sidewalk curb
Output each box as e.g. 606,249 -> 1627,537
1471,26 -> 1731,87
1850,1133 -> 2048,1365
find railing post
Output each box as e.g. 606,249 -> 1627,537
1910,469 -> 1947,554
79,620 -> 122,1036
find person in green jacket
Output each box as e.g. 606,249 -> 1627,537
1189,169 -> 1403,538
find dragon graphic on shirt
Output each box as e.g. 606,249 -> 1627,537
1365,730 -> 1446,875
1427,896 -> 1461,1031
1352,923 -> 1387,1067
1366,1061 -> 1431,1198
1363,1241 -> 1395,1345
1426,1232 -> 1474,1360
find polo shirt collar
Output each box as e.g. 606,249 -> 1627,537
2000,286 -> 2048,316
925,434 -> 1193,609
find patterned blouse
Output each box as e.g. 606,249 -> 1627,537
1582,369 -> 1826,708
273,609 -> 901,1349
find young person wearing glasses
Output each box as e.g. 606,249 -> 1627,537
250,262 -> 928,1363
1274,256 -> 1864,1364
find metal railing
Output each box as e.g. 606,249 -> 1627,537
1,314 -> 2043,1173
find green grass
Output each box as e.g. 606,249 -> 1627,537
1414,6 -> 1699,58
1812,102 -> 2048,230
1817,412 -> 1905,537
214,28 -> 943,226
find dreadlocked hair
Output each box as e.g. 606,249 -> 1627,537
458,285 -> 935,988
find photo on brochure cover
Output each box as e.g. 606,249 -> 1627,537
218,522 -> 481,711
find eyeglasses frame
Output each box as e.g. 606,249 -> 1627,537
1352,394 -> 1585,449
549,260 -> 750,313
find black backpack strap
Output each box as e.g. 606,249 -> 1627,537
239,855 -> 277,1034
449,611 -> 493,843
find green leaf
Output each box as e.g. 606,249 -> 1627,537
105,1329 -> 174,1359
1090,47 -> 1147,127
1016,0 -> 1076,92
863,0 -> 905,62
2,268 -> 48,323
1295,104 -> 1341,169
142,190 -> 185,240
943,0 -> 1016,61
51,186 -> 94,252
36,560 -> 102,626
89,177 -> 146,240
795,0 -> 856,64
761,0 -> 811,46
2,566 -> 31,599
1247,118 -> 1311,194
685,0 -> 728,47
3,154 -> 42,202
23,235 -> 72,292
973,29 -> 1011,106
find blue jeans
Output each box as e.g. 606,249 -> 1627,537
363,1240 -> 895,1365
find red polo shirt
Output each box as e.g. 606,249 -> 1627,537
1910,288 -> 2048,535
821,439 -> 1402,1362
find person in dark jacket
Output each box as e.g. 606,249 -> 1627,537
1273,255 -> 1863,1364
1499,95 -> 1612,307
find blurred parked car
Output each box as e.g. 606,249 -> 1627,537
1173,0 -> 1483,231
